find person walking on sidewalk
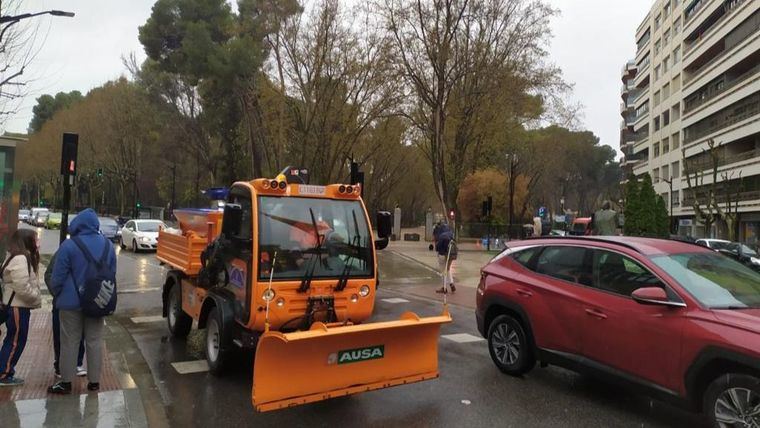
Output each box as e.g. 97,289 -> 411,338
435,225 -> 457,294
44,250 -> 86,379
48,209 -> 117,394
0,229 -> 42,386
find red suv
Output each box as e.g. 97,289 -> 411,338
476,237 -> 760,427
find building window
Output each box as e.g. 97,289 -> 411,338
655,39 -> 661,55
672,104 -> 681,121
672,190 -> 680,207
664,28 -> 671,45
655,65 -> 661,80
672,161 -> 680,178
655,13 -> 661,30
663,56 -> 670,73
662,165 -> 670,180
663,82 -> 670,99
654,142 -> 661,157
663,136 -> 670,153
672,132 -> 680,148
664,3 -> 671,18
663,110 -> 670,126
673,46 -> 681,63
672,74 -> 681,91
654,90 -> 661,106
654,167 -> 661,182
674,17 -> 681,34
655,116 -> 661,131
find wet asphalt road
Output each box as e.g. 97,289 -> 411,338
29,224 -> 707,427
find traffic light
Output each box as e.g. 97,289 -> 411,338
60,133 -> 78,176
136,201 -> 142,209
97,168 -> 103,177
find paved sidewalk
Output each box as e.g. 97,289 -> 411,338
0,310 -> 157,427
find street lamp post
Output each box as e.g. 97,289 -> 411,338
0,10 -> 75,42
664,176 -> 674,234
505,153 -> 518,237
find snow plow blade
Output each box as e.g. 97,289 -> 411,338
252,311 -> 452,412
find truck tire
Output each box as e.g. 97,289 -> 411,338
206,307 -> 231,375
167,283 -> 192,338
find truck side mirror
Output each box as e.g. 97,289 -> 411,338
222,203 -> 243,238
375,211 -> 391,250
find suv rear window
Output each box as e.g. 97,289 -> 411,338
535,246 -> 592,286
510,247 -> 539,268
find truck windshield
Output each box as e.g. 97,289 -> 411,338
258,196 -> 373,280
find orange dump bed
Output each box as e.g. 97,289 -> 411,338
157,209 -> 223,276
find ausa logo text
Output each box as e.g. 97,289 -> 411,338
328,345 -> 385,365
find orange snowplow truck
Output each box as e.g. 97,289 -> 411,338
157,170 -> 451,411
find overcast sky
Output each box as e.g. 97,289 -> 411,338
8,0 -> 653,158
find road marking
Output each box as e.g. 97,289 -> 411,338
441,333 -> 485,343
381,298 -> 410,304
171,360 -> 209,374
130,315 -> 164,324
118,287 -> 162,294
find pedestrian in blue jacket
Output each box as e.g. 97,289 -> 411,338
48,209 -> 116,394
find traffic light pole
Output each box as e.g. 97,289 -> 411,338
59,175 -> 72,244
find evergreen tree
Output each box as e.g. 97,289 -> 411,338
638,174 -> 657,236
624,175 -> 641,236
655,195 -> 670,237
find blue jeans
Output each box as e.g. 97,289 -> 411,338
52,308 -> 84,371
0,307 -> 30,379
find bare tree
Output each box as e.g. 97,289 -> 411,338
0,0 -> 49,126
716,169 -> 742,241
683,139 -> 722,238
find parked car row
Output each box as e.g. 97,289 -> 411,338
477,236 -> 760,427
19,209 -> 165,253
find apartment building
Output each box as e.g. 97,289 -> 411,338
620,0 -> 760,243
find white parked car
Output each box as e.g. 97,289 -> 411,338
695,238 -> 732,251
120,219 -> 166,252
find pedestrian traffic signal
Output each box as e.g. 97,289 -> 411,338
60,133 -> 78,176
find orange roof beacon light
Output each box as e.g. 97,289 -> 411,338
156,166 -> 451,412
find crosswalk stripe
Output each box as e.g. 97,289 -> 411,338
381,298 -> 410,304
171,360 -> 209,374
441,333 -> 485,343
130,315 -> 164,324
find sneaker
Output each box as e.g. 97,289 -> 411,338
435,287 -> 448,294
450,284 -> 457,293
48,381 -> 72,394
87,382 -> 100,392
0,376 -> 24,387
77,366 -> 87,377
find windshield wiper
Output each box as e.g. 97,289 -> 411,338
335,210 -> 361,292
712,305 -> 758,310
298,208 -> 324,293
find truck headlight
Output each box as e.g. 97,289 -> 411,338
359,285 -> 370,297
262,289 -> 275,301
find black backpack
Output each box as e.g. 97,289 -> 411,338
72,236 -> 117,317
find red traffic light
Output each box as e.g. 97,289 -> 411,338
449,210 -> 455,218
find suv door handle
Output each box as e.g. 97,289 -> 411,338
585,308 -> 607,319
516,289 -> 533,297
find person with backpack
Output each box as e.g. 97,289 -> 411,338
0,229 -> 42,386
48,209 -> 117,394
434,224 -> 457,294
44,250 -> 87,379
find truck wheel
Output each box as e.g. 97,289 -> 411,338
206,307 -> 230,375
167,283 -> 191,338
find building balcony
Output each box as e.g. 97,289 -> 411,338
684,189 -> 760,206
684,0 -> 749,55
684,17 -> 760,85
685,0 -> 714,25
683,92 -> 760,144
685,145 -> 760,173
684,62 -> 760,114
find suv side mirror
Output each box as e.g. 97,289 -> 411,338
375,211 -> 392,250
631,287 -> 685,308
